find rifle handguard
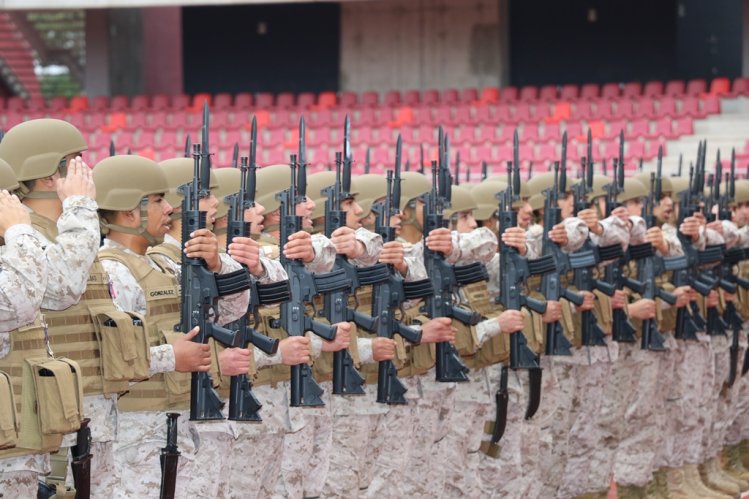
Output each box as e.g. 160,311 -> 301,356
697,245 -> 725,265
662,255 -> 688,272
597,244 -> 624,262
568,249 -> 598,269
527,254 -> 557,276
402,279 -> 434,300
627,242 -> 655,260
355,263 -> 391,286
253,280 -> 292,305
453,262 -> 489,285
313,268 -> 352,294
215,269 -> 253,296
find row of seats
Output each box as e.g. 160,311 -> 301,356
0,76 -> 744,114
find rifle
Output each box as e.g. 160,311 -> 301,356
179,103 -> 250,421
364,146 -> 371,174
527,161 -> 534,180
484,156 -> 551,454
570,144 -> 617,347
540,161 -> 585,355
159,413 -> 180,499
109,139 -> 116,157
602,153 -> 644,344
322,115 -> 366,395
366,149 -> 424,403
71,417 -> 91,499
419,144 -> 425,175
277,117 -> 339,407
481,160 -> 488,181
225,118 -> 283,421
422,129 -> 486,382
184,134 -> 191,158
454,150 -> 461,186
231,142 -> 239,168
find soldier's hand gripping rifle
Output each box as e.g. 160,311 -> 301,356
322,115 -> 366,396
225,119 -> 283,421
422,129 -> 486,382
179,104 -> 251,421
159,413 -> 180,499
277,117 -> 339,407
483,160 -> 551,454
569,137 -> 617,347
540,158 -> 585,355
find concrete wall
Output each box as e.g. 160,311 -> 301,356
340,0 -> 503,93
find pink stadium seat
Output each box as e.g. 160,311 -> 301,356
484,87 -> 502,103
297,92 -> 316,109
384,90 -> 402,107
266,128 -> 286,148
702,95 -> 720,115
156,132 -> 177,151
580,83 -> 600,100
622,81 -> 642,98
339,91 -> 358,108
605,120 -> 626,140
664,80 -> 685,96
234,93 -> 253,110
171,94 -> 190,111
212,110 -> 230,129
454,106 -> 472,126
643,81 -> 664,97
275,93 -> 295,109
654,117 -> 675,139
616,99 -> 636,119
514,103 -> 532,123
645,140 -> 666,160
539,85 -> 558,101
565,122 -> 583,141
519,85 -> 538,102
475,126 -> 497,145
601,83 -> 621,100
3,111 -> 24,129
566,141 -> 581,162
49,96 -> 67,112
678,96 -> 701,118
130,95 -> 150,112
308,127 -> 331,147
602,140 -> 619,161
362,91 -> 380,107
537,142 -> 557,163
521,123 -> 539,142
474,105 -> 494,125
219,130 -> 241,148
560,84 -> 579,101
657,96 -> 677,117
707,77 -> 729,97
126,112 -> 147,132
110,95 -> 129,111
168,112 -> 190,131
461,88 -> 479,103
91,96 -> 110,112
518,143 -> 534,162
151,95 -> 170,111
542,123 -> 560,142
629,119 -> 651,139
433,106 -> 453,126
686,79 -> 707,96
626,140 -> 646,162
317,91 -> 337,109
136,131 -> 156,150
495,105 -> 512,123
635,98 -> 657,119
673,117 -> 694,136
497,126 -> 515,144
115,131 -> 134,149
733,78 -> 749,97
399,126 -> 417,143
26,96 -> 46,113
310,109 -> 333,128
5,97 -> 23,113
68,96 -> 89,113
496,143 -> 513,163
472,145 -> 495,164
423,89 -> 440,105
442,88 -> 459,104
595,101 -> 615,121
572,101 -> 593,121
213,93 -> 232,111
255,93 -> 274,108
148,111 -> 168,131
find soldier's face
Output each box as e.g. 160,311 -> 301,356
245,201 -> 265,234
455,211 -> 477,233
655,194 -> 674,222
360,210 -> 376,229
145,193 -> 173,237
199,192 -> 219,227
739,202 -> 749,226
296,196 -> 315,229
342,198 -> 363,229
558,192 -> 574,219
625,199 -> 643,217
390,211 -> 403,236
517,199 -> 533,229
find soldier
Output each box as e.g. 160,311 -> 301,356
0,159 -> 50,496
93,155 -> 247,496
0,119 -> 100,495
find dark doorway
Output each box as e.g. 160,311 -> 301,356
182,3 -> 340,95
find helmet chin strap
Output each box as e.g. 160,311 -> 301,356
101,200 -> 164,246
401,201 -> 423,232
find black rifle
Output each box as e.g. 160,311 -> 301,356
231,142 -> 239,168
419,144 -> 425,175
540,161 -> 585,355
184,134 -> 191,158
454,150 -> 461,186
179,103 -> 250,421
481,160 -> 488,181
364,147 -> 371,174
484,157 -> 551,454
277,117 -> 339,407
109,140 -> 116,157
422,129 -> 486,382
366,153 -> 424,404
225,120 -> 283,421
70,417 -> 91,499
159,413 -> 180,499
322,115 -> 366,395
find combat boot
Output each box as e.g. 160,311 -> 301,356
644,469 -> 668,499
739,440 -> 749,470
709,455 -> 749,491
683,463 -> 733,499
721,445 -> 749,482
664,467 -> 694,499
699,459 -> 741,496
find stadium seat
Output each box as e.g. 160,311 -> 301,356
67,95 -> 89,113
601,83 -> 621,100
673,117 -> 694,136
423,89 -> 440,106
275,92 -> 295,109
255,93 -> 274,108
475,125 -> 498,145
213,93 -> 232,111
514,103 -> 532,123
626,140 -> 645,162
519,85 -> 538,102
560,84 -> 579,101
48,96 -> 68,112
384,90 -> 402,107
521,123 -> 539,142
110,95 -> 129,112
702,95 -> 720,115
360,91 -> 379,108
297,92 -> 316,109
442,88 -> 459,105
339,91 -> 358,108
580,83 -> 599,100
151,95 -> 170,111
636,98 -> 658,119
130,95 -> 150,112
654,117 -> 675,139
171,94 -> 190,111
622,81 -> 642,98
616,99 -> 636,119
539,85 -> 558,101
461,88 -> 479,103
537,142 -> 557,163
481,87 -> 500,102
664,80 -> 686,96
709,77 -> 730,96
126,112 -> 147,132
317,92 -> 337,109
678,96 -> 701,118
629,119 -> 651,139
685,79 -> 707,96
657,96 -> 677,117
542,122 -> 561,142
234,93 -> 253,110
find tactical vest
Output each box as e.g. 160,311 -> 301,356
737,261 -> 749,320
146,242 -> 182,279
31,212 -> 131,397
98,248 -> 188,412
0,316 -> 83,458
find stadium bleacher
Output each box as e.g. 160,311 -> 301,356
0,76 -> 740,175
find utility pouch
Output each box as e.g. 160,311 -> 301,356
0,371 -> 17,449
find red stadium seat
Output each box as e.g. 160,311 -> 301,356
601,83 -> 621,100
542,123 -> 560,142
709,78 -> 730,96
49,96 -> 68,112
702,95 -> 720,115
495,105 -> 512,123
276,93 -> 295,109
560,84 -> 579,101
616,99 -> 636,119
654,117 -> 675,139
521,123 -> 539,142
130,95 -> 150,112
486,87 -> 504,102
148,111 -> 168,131
213,93 -> 232,111
475,125 -> 498,145
673,117 -> 694,136
453,106 -> 472,126
297,92 -> 316,109
234,93 -> 253,110
171,94 -> 190,111
126,112 -> 147,132
310,109 -> 333,128
442,88 -> 459,104
537,142 -> 557,163
339,91 -> 358,108
110,95 -> 129,111
255,92 -> 274,108
519,85 -> 538,102
622,81 -> 642,98
595,100 -> 615,121
732,78 -> 749,97
91,96 -> 110,113
678,96 -> 702,118
151,95 -> 170,111
68,95 -> 89,113
629,119 -> 651,139
423,89 -> 440,105
497,125 -> 515,144
605,120 -> 626,140
635,98 -> 657,119
539,85 -> 558,101
580,83 -> 599,100
565,122 -> 583,141
461,88 -> 479,103
514,103 -> 532,123
645,140 -> 666,160
664,80 -> 685,96
657,96 -> 677,117
136,131 -> 156,149
643,81 -> 664,97
26,96 -> 46,112
317,92 -> 337,109
626,140 -> 645,162
361,91 -> 380,108
686,79 -> 707,96
384,90 -> 401,107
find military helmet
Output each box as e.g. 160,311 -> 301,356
618,178 -> 648,203
352,174 -> 387,219
471,180 -> 506,221
256,164 -> 291,212
308,171 -> 336,220
400,171 -> 432,212
0,158 -> 19,192
212,167 -> 239,219
528,193 -> 544,211
666,177 -> 689,196
95,155 -> 168,211
525,171 -> 578,197
158,157 -> 219,209
734,180 -> 749,204
587,174 -> 613,201
635,172 -> 673,194
445,185 -> 477,216
0,119 -> 87,182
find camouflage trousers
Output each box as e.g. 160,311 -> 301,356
559,341 -> 617,497
0,470 -> 37,497
218,384 -> 288,499
364,376 -> 419,498
702,334 -> 732,459
274,382 -> 332,499
651,333 -> 680,471
323,382 -> 387,498
724,324 -> 749,446
612,346 -> 662,486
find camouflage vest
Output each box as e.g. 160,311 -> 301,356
146,242 -> 183,279
31,213 -> 130,397
98,248 -> 188,412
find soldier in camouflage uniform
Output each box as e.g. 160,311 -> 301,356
0,119 -> 100,496
0,158 -> 51,496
